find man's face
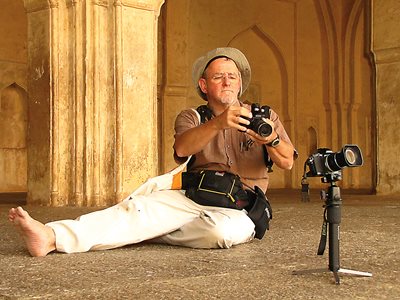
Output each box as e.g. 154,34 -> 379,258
199,58 -> 241,106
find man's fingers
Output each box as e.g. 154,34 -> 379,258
238,107 -> 252,119
221,106 -> 253,130
262,117 -> 274,126
237,115 -> 250,126
245,129 -> 269,144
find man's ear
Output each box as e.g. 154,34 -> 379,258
198,78 -> 207,94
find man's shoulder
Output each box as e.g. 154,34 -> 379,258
177,107 -> 197,116
176,107 -> 201,125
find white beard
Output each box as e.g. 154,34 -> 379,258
219,91 -> 238,105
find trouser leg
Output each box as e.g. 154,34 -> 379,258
154,208 -> 255,249
46,190 -> 202,253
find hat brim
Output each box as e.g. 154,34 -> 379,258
192,47 -> 251,100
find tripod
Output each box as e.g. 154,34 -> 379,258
293,178 -> 372,284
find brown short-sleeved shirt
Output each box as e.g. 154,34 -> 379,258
174,102 -> 295,192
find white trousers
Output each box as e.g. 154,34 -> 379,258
46,190 -> 255,253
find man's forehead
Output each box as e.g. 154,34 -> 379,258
205,58 -> 239,73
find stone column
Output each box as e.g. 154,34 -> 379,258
24,0 -> 56,205
372,0 -> 400,194
115,0 -> 165,201
24,0 -> 164,206
160,0 -> 190,172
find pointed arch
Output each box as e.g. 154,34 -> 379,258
0,83 -> 28,148
307,126 -> 318,156
0,82 -> 28,193
228,24 -> 290,121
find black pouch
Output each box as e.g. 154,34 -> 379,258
184,170 -> 244,209
245,186 -> 273,239
184,170 -> 272,240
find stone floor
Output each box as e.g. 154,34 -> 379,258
0,189 -> 399,299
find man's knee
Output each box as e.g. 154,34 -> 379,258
205,225 -> 235,248
203,211 -> 255,248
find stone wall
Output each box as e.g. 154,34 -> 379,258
1,0 -> 399,206
372,0 -> 400,194
0,1 -> 28,193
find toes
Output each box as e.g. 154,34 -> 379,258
16,206 -> 28,218
8,208 -> 17,221
8,207 -> 30,224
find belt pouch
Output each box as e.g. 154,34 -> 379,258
184,170 -> 241,209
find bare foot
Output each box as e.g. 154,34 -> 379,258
8,207 -> 56,257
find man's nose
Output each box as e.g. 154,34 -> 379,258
222,75 -> 231,85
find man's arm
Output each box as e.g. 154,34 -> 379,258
265,138 -> 295,170
245,116 -> 296,170
246,129 -> 295,170
174,106 -> 251,158
174,119 -> 221,158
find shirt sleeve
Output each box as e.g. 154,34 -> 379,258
174,109 -> 200,136
173,109 -> 201,163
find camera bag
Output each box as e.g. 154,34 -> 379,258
184,170 -> 245,209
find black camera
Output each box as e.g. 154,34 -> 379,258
241,103 -> 273,137
306,144 -> 363,178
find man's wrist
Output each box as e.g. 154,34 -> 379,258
266,134 -> 280,148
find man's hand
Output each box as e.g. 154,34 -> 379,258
244,118 -> 277,145
213,105 -> 252,132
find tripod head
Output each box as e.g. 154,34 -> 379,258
320,171 -> 342,184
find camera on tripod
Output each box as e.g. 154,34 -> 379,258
305,144 -> 363,182
295,144 -> 372,284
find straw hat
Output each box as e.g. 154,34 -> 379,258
192,47 -> 251,100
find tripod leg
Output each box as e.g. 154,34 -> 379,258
327,185 -> 341,274
338,268 -> 372,277
333,271 -> 340,285
328,221 -> 340,272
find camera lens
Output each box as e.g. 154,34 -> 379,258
325,145 -> 363,172
326,154 -> 341,172
344,148 -> 356,164
255,121 -> 273,137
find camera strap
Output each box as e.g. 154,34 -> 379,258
196,105 -> 213,123
317,208 -> 328,255
301,177 -> 310,202
301,160 -> 311,202
195,104 -> 274,172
